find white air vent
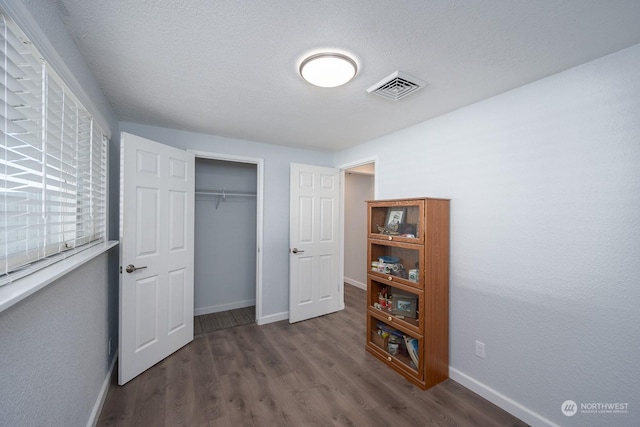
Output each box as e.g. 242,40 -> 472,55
367,71 -> 427,100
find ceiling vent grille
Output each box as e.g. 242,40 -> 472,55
367,71 -> 427,100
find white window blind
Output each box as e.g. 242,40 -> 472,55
0,12 -> 108,286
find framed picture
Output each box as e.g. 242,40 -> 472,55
391,291 -> 417,318
385,208 -> 405,232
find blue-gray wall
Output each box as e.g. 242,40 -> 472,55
0,251 -> 116,426
119,122 -> 334,322
194,159 -> 257,314
3,1 -> 639,426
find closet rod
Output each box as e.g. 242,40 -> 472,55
195,189 -> 256,197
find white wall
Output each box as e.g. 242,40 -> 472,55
344,173 -> 374,288
120,122 -> 334,323
334,44 -> 640,426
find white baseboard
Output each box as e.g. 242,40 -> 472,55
87,355 -> 117,427
256,310 -> 288,325
344,277 -> 366,290
194,299 -> 256,316
449,367 -> 560,427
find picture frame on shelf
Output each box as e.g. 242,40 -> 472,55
391,290 -> 417,318
385,208 -> 406,232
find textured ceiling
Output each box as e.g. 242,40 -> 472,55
55,0 -> 640,151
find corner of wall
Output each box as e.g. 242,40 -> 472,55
449,368 -> 561,427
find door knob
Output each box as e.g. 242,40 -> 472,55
125,264 -> 148,273
291,248 -> 304,254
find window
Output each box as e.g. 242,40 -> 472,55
0,12 -> 108,286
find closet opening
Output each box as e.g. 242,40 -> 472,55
192,153 -> 264,334
342,160 -> 376,291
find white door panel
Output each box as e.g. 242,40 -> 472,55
119,132 -> 195,385
289,163 -> 343,323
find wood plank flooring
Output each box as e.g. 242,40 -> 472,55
194,306 -> 255,335
98,285 -> 528,426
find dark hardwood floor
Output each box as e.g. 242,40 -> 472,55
98,285 -> 528,426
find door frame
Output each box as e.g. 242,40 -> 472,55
336,156 -> 378,200
336,156 -> 378,292
189,150 -> 265,323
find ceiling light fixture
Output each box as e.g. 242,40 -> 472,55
299,52 -> 357,88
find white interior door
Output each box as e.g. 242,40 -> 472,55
289,163 -> 343,323
119,132 -> 195,385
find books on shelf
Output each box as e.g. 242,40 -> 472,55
375,322 -> 404,339
404,335 -> 419,367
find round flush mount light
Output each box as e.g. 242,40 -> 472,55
299,52 -> 357,88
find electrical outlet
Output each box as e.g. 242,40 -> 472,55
475,340 -> 485,359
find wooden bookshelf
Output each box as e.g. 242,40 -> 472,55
365,197 -> 450,389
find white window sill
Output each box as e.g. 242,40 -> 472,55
0,240 -> 119,313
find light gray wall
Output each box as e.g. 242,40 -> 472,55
0,2 -> 120,426
344,173 -> 374,287
119,122 -> 334,321
0,251 -> 116,427
195,159 -> 257,313
334,44 -> 640,426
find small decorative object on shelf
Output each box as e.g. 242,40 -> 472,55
366,197 -> 450,390
388,335 -> 400,355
